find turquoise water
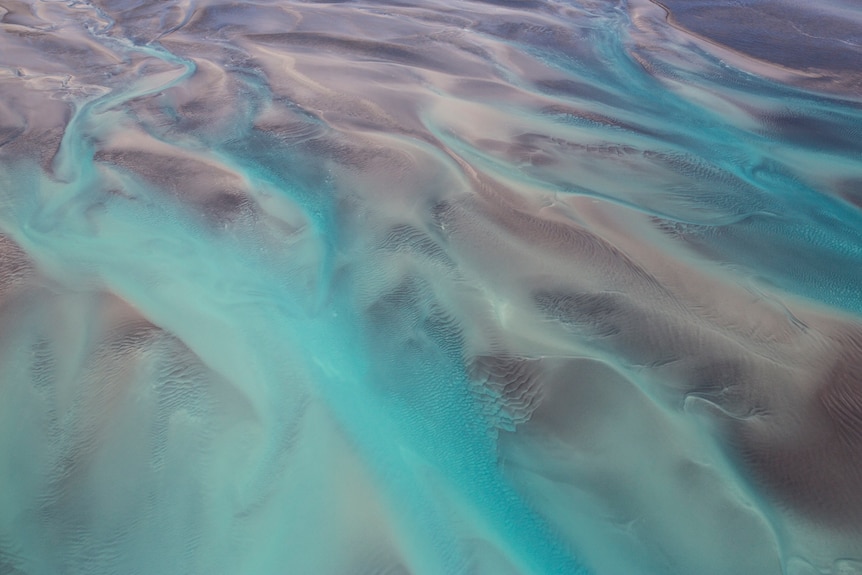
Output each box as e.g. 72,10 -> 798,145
1,0 -> 862,573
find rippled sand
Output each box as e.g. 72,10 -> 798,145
1,1 -> 862,574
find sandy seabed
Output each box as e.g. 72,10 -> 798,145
1,0 -> 862,573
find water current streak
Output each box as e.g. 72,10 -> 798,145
1,0 -> 861,574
